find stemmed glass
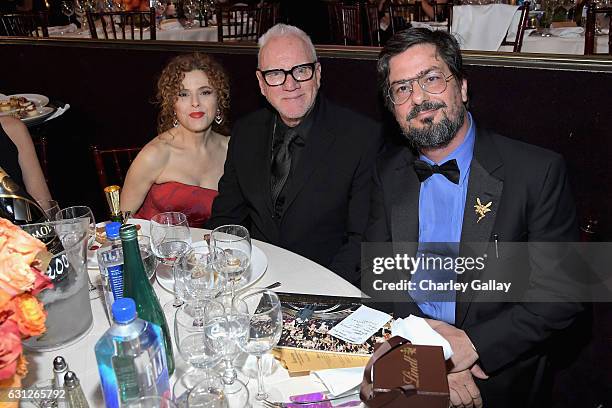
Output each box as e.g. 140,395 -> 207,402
233,290 -> 282,401
211,225 -> 251,299
74,0 -> 87,32
150,212 -> 192,310
60,0 -> 75,25
174,303 -> 222,400
183,0 -> 198,28
174,245 -> 227,303
187,371 -> 250,407
203,299 -> 250,390
55,206 -> 98,299
151,0 -> 167,29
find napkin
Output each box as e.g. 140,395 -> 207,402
313,366 -> 363,397
47,23 -> 78,35
452,4 -> 520,51
548,27 -> 584,38
161,19 -> 182,31
44,103 -> 70,123
391,315 -> 454,360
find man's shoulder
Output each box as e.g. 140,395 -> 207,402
320,98 -> 381,137
483,129 -> 564,167
234,107 -> 272,129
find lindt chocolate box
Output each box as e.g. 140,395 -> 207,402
361,336 -> 449,408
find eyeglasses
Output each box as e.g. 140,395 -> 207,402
388,71 -> 454,105
258,62 -> 318,87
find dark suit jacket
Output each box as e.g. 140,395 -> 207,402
364,126 -> 582,407
207,96 -> 383,283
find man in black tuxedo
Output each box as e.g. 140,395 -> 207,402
207,24 -> 382,284
365,28 -> 583,407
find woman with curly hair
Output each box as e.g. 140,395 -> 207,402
121,53 -> 230,228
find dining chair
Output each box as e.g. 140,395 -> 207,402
500,1 -> 530,52
584,0 -> 612,55
365,3 -> 383,46
328,2 -> 364,46
388,3 -> 419,34
85,9 -> 156,40
216,3 -> 278,42
0,11 -> 49,37
91,145 -> 142,189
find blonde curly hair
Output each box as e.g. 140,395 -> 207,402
156,53 -> 230,134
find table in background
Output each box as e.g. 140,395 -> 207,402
49,21 -> 219,41
22,219 -> 363,405
499,30 -> 609,54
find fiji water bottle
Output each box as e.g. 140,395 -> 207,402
94,298 -> 171,408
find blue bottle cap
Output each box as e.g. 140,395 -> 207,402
112,298 -> 137,323
105,222 -> 121,240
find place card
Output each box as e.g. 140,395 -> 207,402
328,305 -> 392,345
274,349 -> 370,376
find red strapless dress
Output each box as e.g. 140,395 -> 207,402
134,182 -> 218,228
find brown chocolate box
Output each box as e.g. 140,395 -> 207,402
361,337 -> 449,408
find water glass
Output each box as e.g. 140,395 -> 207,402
234,290 -> 282,400
175,245 -> 227,302
126,396 -> 178,408
150,212 -> 192,264
187,370 -> 249,408
211,225 -> 251,298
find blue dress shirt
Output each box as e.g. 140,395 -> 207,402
410,113 -> 475,324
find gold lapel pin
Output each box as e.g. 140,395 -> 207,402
474,198 -> 492,223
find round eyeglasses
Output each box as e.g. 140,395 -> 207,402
258,62 -> 318,87
388,71 -> 454,105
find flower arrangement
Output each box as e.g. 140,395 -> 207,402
0,218 -> 53,407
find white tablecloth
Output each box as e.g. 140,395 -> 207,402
22,220 -> 363,405
499,29 -> 609,54
50,21 -> 218,42
452,4 -> 520,51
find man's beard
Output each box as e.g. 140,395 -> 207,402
401,101 -> 466,150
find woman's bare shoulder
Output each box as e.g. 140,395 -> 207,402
136,134 -> 173,167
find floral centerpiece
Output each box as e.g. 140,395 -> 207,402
0,218 -> 53,407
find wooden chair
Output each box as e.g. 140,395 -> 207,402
0,11 -> 49,37
91,145 -> 141,189
216,3 -> 278,42
500,2 -> 530,52
585,0 -> 612,55
388,3 -> 419,34
328,2 -> 364,46
365,3 -> 383,46
86,9 -> 156,40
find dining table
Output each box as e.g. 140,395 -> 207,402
21,219 -> 364,406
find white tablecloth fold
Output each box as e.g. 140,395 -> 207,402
452,4 -> 520,51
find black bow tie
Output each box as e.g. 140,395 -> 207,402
413,159 -> 460,184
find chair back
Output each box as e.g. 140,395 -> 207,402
388,3 -> 418,34
585,0 -> 612,55
216,3 -> 278,42
0,12 -> 49,37
329,2 -> 363,45
500,1 -> 529,52
91,145 -> 141,189
86,9 -> 156,40
365,3 -> 382,46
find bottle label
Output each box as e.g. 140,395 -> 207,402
29,225 -> 71,283
107,265 -> 124,301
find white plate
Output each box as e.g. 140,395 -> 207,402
8,93 -> 49,107
156,242 -> 268,294
20,106 -> 54,124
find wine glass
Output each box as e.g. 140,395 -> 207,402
187,370 -> 250,408
233,290 -> 282,400
175,245 -> 227,302
151,0 -> 167,29
183,0 -> 198,28
73,0 -> 87,32
174,303 -> 222,400
211,225 -> 251,299
203,299 -> 250,390
37,199 -> 60,219
56,206 -> 98,299
60,0 -> 74,25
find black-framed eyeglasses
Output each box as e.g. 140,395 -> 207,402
388,71 -> 454,105
258,62 -> 318,87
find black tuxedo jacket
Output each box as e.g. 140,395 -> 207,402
364,126 -> 582,407
207,97 -> 383,283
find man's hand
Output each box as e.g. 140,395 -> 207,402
426,319 -> 479,372
448,369 -> 483,408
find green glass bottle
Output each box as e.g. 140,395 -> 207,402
120,224 -> 175,375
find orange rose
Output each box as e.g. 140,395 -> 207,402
9,294 -> 46,337
0,320 -> 22,381
0,218 -> 46,265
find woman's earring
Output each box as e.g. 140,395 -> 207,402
214,109 -> 223,125
173,113 -> 179,128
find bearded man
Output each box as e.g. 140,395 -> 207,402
363,28 -> 583,408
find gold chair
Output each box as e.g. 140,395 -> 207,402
91,145 -> 141,189
584,0 -> 612,55
216,3 -> 278,42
